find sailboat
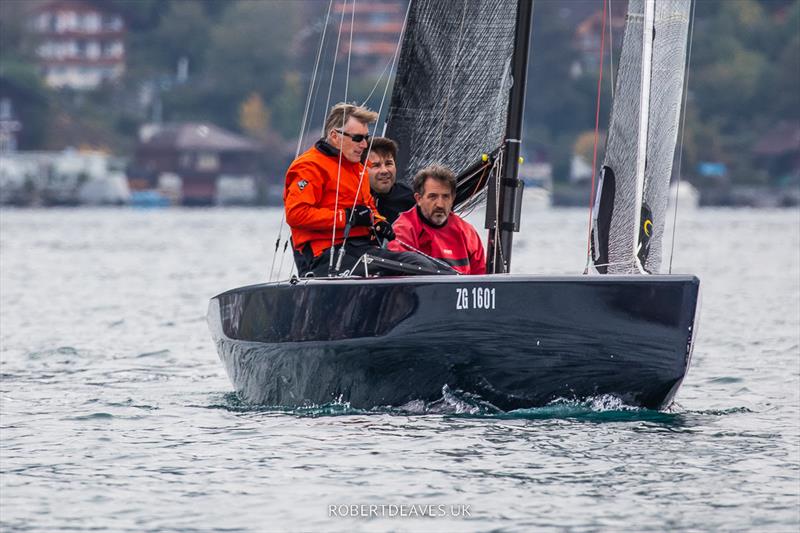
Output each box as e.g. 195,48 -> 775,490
207,0 -> 699,411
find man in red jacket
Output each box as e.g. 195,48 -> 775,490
389,165 -> 487,275
284,102 -> 445,277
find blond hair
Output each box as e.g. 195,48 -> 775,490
323,102 -> 378,138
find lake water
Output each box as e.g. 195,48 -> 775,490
1,205 -> 798,532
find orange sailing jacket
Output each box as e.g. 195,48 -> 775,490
284,140 -> 382,257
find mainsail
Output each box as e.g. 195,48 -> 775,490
592,0 -> 691,274
384,0 -> 518,188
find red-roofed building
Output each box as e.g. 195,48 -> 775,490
29,0 -> 126,90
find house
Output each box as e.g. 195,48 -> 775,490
571,1 -> 626,77
0,98 -> 21,153
131,123 -> 263,206
29,0 -> 126,90
753,121 -> 800,184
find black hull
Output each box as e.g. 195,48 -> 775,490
208,275 -> 700,411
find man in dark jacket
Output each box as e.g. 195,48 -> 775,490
367,137 -> 415,224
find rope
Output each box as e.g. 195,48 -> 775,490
592,258 -> 639,270
394,238 -> 461,272
269,0 -> 334,282
669,0 -> 696,274
583,0 -> 608,274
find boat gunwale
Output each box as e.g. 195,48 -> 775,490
211,273 -> 700,299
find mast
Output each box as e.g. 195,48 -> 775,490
486,0 -> 534,274
633,0 -> 656,273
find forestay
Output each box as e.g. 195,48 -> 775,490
385,0 -> 518,188
591,0 -> 691,274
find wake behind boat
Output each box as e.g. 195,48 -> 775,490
208,0 -> 700,411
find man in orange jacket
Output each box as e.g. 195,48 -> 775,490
285,102 -> 447,277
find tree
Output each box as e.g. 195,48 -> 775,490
0,59 -> 50,149
206,2 -> 298,105
239,92 -> 270,140
150,1 -> 215,73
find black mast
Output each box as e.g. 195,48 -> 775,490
486,0 -> 533,273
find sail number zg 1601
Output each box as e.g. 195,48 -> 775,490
456,287 -> 496,310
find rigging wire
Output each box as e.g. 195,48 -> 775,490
361,56 -> 393,107
582,0 -> 608,274
333,0 -> 412,269
269,0 -> 334,282
272,0 -> 411,278
329,0 -> 357,273
490,150 -> 506,272
608,0 -> 615,99
296,0 -> 333,159
322,0 -> 350,137
277,240 -> 290,282
668,0 -> 696,274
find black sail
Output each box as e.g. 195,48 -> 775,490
384,0 -> 518,189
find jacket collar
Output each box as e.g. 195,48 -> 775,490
315,139 -> 366,169
315,138 -> 340,157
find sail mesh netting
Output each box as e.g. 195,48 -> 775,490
593,0 -> 690,274
384,0 -> 518,191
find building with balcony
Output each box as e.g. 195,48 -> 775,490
29,0 -> 126,90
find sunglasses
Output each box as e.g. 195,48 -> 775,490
335,130 -> 370,143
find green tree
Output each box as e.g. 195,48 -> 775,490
0,60 -> 50,149
239,92 -> 270,140
87,0 -> 167,31
685,0 -> 799,183
150,1 -> 215,73
205,1 -> 298,106
0,0 -> 50,148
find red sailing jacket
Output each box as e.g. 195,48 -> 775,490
284,141 -> 382,257
389,207 -> 487,275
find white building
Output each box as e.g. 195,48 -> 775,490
30,0 -> 126,90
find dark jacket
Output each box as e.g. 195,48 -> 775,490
372,181 -> 415,224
